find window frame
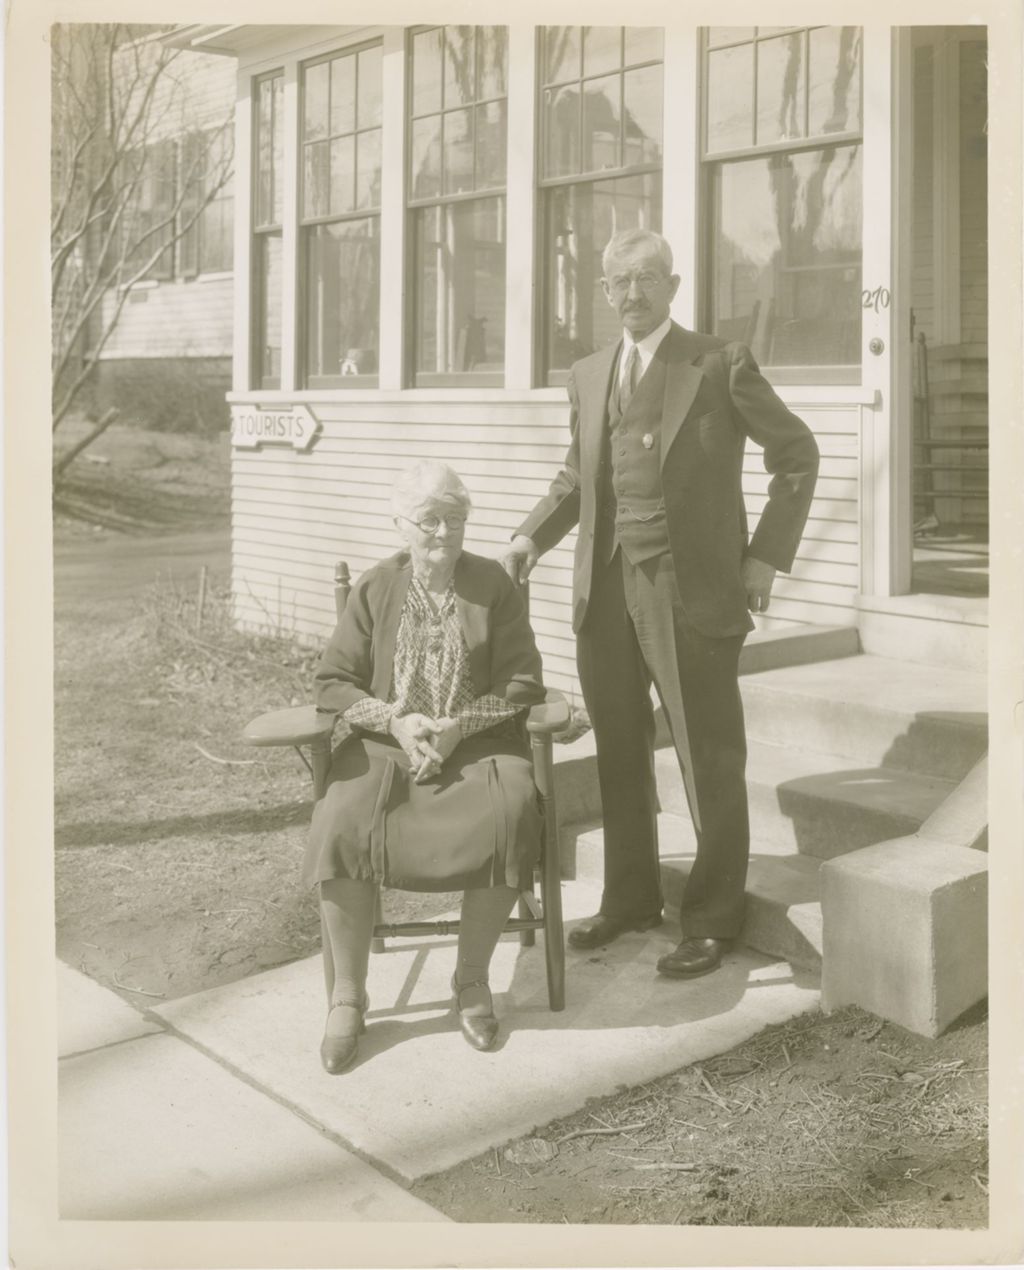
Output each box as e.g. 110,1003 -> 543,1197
699,25 -> 865,385
251,69 -> 285,391
534,26 -> 666,387
297,38 -> 385,389
404,24 -> 511,388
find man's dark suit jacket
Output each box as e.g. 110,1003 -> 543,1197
517,322 -> 821,638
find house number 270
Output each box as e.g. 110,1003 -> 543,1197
862,286 -> 891,312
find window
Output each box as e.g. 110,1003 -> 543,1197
703,27 -> 863,377
253,73 -> 284,390
301,43 -> 382,387
408,26 -> 508,385
539,27 -> 664,383
121,140 -> 177,282
180,126 -> 234,277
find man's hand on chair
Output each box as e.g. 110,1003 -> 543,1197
500,535 -> 540,586
741,556 -> 777,614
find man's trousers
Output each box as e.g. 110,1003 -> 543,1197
576,548 -> 751,938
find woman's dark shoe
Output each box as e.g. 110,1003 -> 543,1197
451,976 -> 499,1051
320,996 -> 368,1074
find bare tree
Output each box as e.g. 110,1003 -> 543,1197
51,24 -> 234,475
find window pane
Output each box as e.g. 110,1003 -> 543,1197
543,85 -> 580,178
583,27 -> 621,78
808,27 -> 861,135
256,232 -> 282,388
271,77 -> 284,224
356,129 -> 382,209
707,44 -> 754,151
582,74 -> 620,172
413,196 -> 506,376
304,218 -> 380,382
412,28 -> 443,115
358,45 -> 383,127
542,172 -> 662,376
710,146 -> 862,367
329,135 -> 355,214
623,27 -> 663,64
443,26 -> 475,109
443,108 -> 474,195
304,61 -> 329,140
477,27 -> 507,99
543,26 -> 581,84
256,80 -> 274,225
330,55 -> 356,135
707,27 -> 754,48
757,33 -> 806,145
623,64 -> 663,165
410,115 -> 442,198
304,141 -> 329,218
475,100 -> 507,190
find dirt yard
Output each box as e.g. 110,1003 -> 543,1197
52,423 -> 989,1228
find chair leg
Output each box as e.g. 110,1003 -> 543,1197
518,886 -> 536,947
532,733 -> 565,1011
371,888 -> 386,954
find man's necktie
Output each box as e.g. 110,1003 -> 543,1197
620,344 -> 640,412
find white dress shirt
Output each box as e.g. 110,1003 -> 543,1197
619,316 -> 672,391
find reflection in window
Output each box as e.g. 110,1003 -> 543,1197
253,73 -> 283,389
705,26 -> 861,154
710,145 -> 862,367
546,174 -> 662,372
703,28 -> 863,374
539,26 -> 664,381
301,43 -> 382,386
409,26 -> 508,382
305,220 -> 380,380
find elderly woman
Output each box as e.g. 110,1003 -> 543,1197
304,461 -> 545,1073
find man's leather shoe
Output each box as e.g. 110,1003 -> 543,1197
568,911 -> 662,950
657,936 -> 731,978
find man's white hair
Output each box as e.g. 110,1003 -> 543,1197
602,228 -> 674,277
392,460 -> 472,517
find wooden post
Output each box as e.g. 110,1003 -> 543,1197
195,565 -> 208,633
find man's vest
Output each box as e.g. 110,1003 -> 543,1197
598,350 -> 669,564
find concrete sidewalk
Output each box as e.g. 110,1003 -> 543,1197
59,884 -> 820,1219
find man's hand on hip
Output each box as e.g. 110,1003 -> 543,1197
741,556 -> 777,614
500,535 -> 540,585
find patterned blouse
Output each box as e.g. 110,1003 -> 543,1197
343,575 -> 521,738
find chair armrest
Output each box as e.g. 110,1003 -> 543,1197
242,704 -> 336,748
526,689 -> 571,736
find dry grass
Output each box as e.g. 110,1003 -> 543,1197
55,571 -> 456,1001
413,1005 -> 988,1228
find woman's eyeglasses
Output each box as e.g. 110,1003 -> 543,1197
401,513 -> 467,534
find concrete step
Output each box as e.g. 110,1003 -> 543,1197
573,815 -> 824,971
739,653 -> 987,782
854,594 -> 987,672
654,739 -> 956,860
738,622 -> 859,675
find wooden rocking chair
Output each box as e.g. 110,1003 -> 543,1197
241,561 -> 568,1010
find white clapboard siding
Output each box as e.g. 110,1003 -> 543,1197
100,277 -> 234,360
230,397 -> 862,693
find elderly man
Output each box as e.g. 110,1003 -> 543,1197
502,228 -> 819,979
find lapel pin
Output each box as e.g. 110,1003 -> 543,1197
642,433 -> 655,449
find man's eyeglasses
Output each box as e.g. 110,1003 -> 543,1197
401,513 -> 467,534
605,272 -> 666,296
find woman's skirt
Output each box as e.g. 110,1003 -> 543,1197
302,730 -> 542,892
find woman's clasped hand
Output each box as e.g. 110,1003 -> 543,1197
387,711 -> 463,783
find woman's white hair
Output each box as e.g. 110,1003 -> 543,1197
391,460 -> 472,517
602,228 -> 674,277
